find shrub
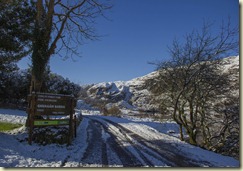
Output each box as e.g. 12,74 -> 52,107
103,105 -> 121,117
32,126 -> 69,145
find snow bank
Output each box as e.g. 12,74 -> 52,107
0,109 -> 27,124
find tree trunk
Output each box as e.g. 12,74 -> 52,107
30,0 -> 52,92
188,130 -> 197,145
30,74 -> 43,93
179,124 -> 184,141
26,0 -> 50,126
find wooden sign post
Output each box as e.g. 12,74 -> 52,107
27,92 -> 76,145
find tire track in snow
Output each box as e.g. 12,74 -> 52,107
99,121 -> 149,166
100,117 -> 200,167
80,118 -> 142,167
79,119 -> 108,166
90,118 -> 144,166
91,117 -> 160,166
95,118 -> 171,166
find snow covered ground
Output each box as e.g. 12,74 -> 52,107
0,108 -> 240,167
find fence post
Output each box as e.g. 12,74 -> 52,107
28,93 -> 36,145
68,97 -> 74,145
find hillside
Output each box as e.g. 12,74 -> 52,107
80,56 -> 239,112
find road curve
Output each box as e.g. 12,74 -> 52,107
78,115 -> 207,167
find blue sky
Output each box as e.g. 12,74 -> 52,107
18,0 -> 239,85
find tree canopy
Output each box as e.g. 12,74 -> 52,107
0,0 -> 35,71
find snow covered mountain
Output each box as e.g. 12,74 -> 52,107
84,71 -> 158,110
80,56 -> 239,111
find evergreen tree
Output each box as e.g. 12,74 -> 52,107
0,0 -> 35,71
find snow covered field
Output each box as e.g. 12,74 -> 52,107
0,108 -> 240,167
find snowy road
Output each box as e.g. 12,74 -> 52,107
0,110 -> 239,167
80,116 -> 195,167
73,115 -> 231,167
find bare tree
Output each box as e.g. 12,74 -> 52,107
148,20 -> 238,146
30,0 -> 112,92
26,0 -> 112,127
